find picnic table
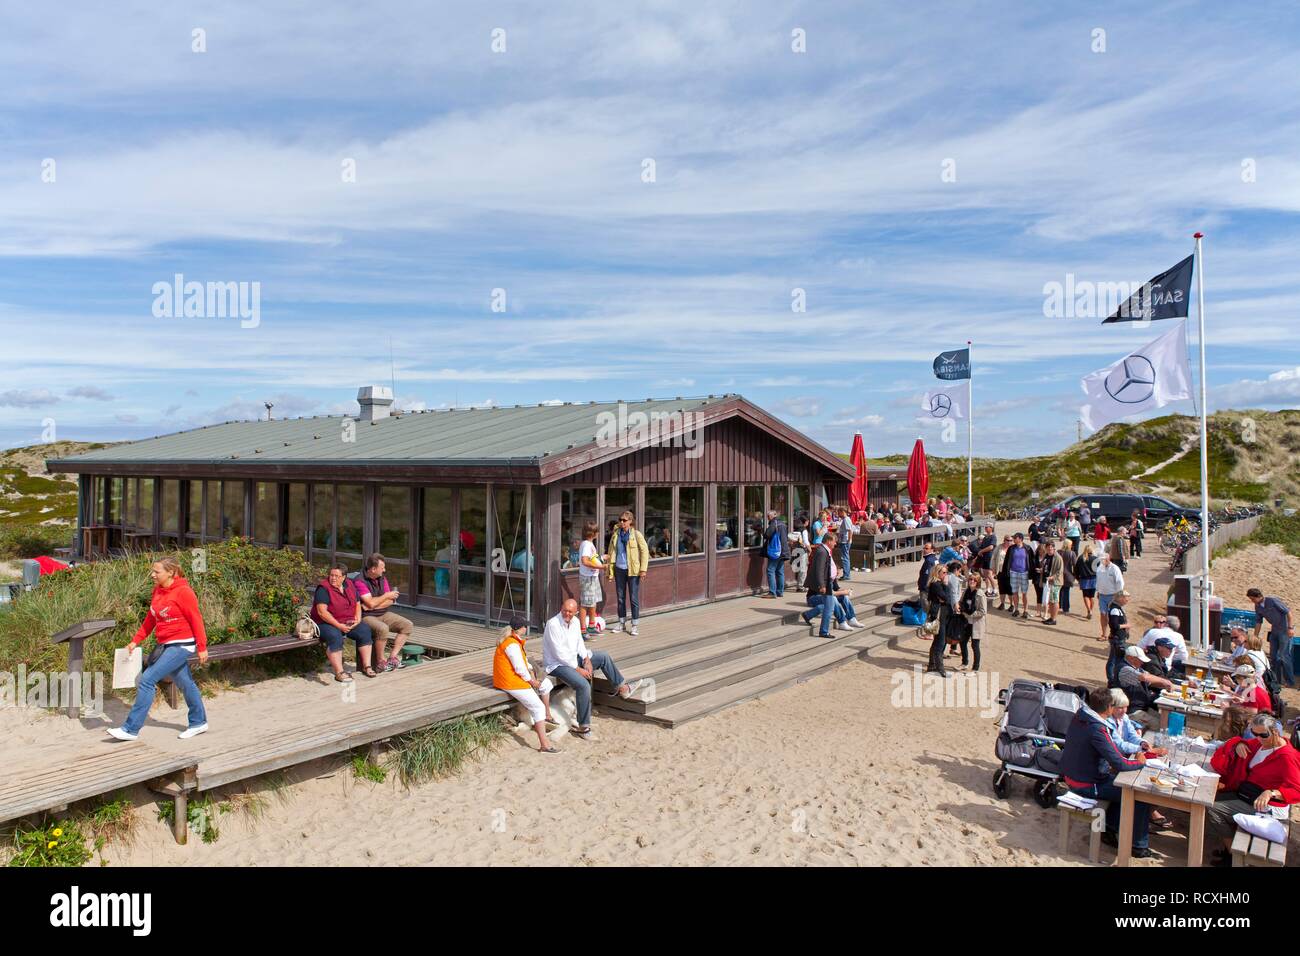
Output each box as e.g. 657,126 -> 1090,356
1185,652 -> 1236,680
1115,731 -> 1220,867
1159,691 -> 1227,743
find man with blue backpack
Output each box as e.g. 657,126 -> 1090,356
762,509 -> 789,598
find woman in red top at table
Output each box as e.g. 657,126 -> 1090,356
1206,714 -> 1300,865
107,557 -> 209,742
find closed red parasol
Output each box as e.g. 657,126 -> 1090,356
907,438 -> 928,521
848,433 -> 868,513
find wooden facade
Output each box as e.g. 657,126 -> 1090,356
57,399 -> 854,625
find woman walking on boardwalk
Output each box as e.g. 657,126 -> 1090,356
108,556 -> 209,741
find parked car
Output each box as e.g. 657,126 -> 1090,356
1036,493 -> 1199,528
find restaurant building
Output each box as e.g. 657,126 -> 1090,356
49,391 -> 880,625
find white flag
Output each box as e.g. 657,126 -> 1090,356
1080,321 -> 1192,431
920,384 -> 966,421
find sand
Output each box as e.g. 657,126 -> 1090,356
4,527 -> 1293,867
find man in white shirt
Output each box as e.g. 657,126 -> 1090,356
543,598 -> 643,738
1138,613 -> 1188,675
1094,553 -> 1126,642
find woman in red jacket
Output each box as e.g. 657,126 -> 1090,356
108,557 -> 209,742
1206,714 -> 1300,865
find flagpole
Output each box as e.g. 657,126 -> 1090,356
1194,232 -> 1210,652
966,339 -> 973,513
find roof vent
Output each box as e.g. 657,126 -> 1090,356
357,385 -> 394,422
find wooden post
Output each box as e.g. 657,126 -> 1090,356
66,637 -> 85,720
51,620 -> 117,721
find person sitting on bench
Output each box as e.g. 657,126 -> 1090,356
356,553 -> 414,672
1117,644 -> 1171,723
1206,714 -> 1300,866
312,564 -> 377,682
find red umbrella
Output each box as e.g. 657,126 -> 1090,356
907,438 -> 929,521
848,433 -> 868,513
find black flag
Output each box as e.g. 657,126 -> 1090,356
1103,254 -> 1193,324
933,348 -> 970,380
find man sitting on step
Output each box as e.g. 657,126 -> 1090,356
543,599 -> 645,739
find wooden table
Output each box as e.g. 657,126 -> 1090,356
1185,653 -> 1236,680
1155,691 -> 1224,738
1115,733 -> 1220,867
82,525 -> 109,559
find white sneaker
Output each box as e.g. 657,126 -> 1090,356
106,727 -> 138,741
178,724 -> 209,740
609,621 -> 624,633
630,623 -> 639,636
848,618 -> 865,630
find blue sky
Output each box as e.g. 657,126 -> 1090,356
2,1 -> 1299,457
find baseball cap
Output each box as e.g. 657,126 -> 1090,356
1234,664 -> 1256,678
1153,637 -> 1176,650
1124,645 -> 1150,662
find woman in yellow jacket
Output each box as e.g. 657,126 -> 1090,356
606,510 -> 650,636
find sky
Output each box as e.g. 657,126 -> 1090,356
2,1 -> 1299,458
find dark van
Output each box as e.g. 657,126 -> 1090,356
1037,493 -> 1197,527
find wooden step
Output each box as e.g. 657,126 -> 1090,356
598,632 -> 828,714
640,639 -> 869,728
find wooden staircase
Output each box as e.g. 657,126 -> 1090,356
591,578 -> 913,728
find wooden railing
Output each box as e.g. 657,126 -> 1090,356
848,527 -> 952,571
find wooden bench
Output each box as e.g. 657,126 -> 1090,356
159,632 -> 321,707
1231,807 -> 1292,867
1058,800 -> 1109,863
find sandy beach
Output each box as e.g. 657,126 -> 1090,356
3,529 -> 1293,867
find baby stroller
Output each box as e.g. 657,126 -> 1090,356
991,678 -> 1084,808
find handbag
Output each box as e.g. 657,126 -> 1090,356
295,609 -> 320,641
1235,781 -> 1267,803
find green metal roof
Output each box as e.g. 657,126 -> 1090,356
50,396 -> 730,467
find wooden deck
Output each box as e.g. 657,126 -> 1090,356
5,563 -> 921,814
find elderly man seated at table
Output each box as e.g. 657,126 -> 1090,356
1118,645 -> 1173,722
1061,685 -> 1154,858
1206,713 -> 1300,866
542,598 -> 645,740
1138,614 -> 1187,676
1145,638 -> 1179,681
1103,689 -> 1176,830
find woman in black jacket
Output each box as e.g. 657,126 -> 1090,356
926,563 -> 952,677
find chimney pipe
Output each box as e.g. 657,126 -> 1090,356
356,385 -> 394,422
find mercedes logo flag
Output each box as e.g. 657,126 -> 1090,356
1080,321 -> 1192,430
932,348 -> 970,380
1102,254 -> 1194,324
920,384 -> 967,421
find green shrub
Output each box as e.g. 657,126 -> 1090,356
0,523 -> 73,559
351,754 -> 388,784
0,538 -> 321,693
389,714 -> 505,787
6,820 -> 91,867
157,795 -> 225,843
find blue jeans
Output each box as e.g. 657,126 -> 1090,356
1105,640 -> 1125,688
766,558 -> 786,596
1068,780 -> 1149,849
836,594 -> 856,621
552,651 -> 626,726
124,643 -> 207,734
838,541 -> 852,580
613,567 -> 640,622
317,619 -> 374,653
1268,631 -> 1295,687
801,592 -> 839,636
1060,584 -> 1071,614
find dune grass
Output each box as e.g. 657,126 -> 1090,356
388,714 -> 506,787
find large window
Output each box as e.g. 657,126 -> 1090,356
602,487 -> 636,542
204,481 -> 221,541
184,481 -> 201,545
221,480 -> 245,538
285,483 -> 308,550
109,477 -> 122,526
770,485 -> 788,529
678,486 -> 704,555
716,486 -> 739,552
418,486 -> 453,600
560,488 -> 596,570
744,485 -> 765,548
493,486 -> 530,617
378,486 -> 412,595
792,485 -> 811,530
160,480 -> 180,536
336,484 -> 364,556
311,484 -> 334,552
645,487 -> 673,558
458,487 -> 486,567
253,481 -> 278,545
137,478 -> 155,532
